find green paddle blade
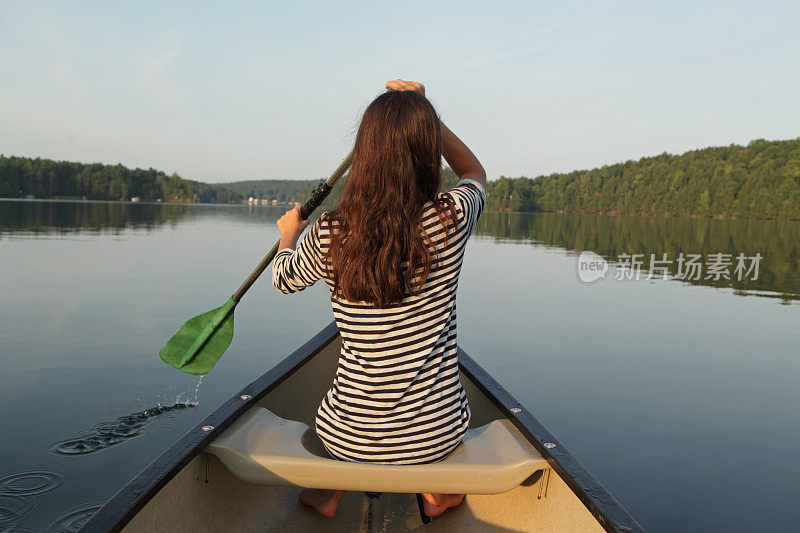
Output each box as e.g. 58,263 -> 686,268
159,297 -> 237,375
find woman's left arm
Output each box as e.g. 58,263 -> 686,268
276,202 -> 309,252
272,203 -> 324,294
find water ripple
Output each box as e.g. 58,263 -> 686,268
51,505 -> 102,532
0,472 -> 63,496
49,402 -> 196,456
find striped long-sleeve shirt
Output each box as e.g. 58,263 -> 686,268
272,178 -> 486,464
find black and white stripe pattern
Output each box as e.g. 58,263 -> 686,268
273,178 -> 486,464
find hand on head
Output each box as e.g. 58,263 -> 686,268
386,79 -> 425,97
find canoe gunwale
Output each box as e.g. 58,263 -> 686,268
81,321 -> 643,533
457,349 -> 644,533
80,321 -> 341,533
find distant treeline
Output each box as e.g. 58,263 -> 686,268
218,179 -> 320,203
4,137 -> 800,219
0,155 -> 239,203
485,138 -> 800,220
0,154 -> 460,207
212,169 -> 459,213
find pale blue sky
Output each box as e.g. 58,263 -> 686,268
1,1 -> 798,183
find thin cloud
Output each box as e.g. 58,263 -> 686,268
143,37 -> 181,83
51,58 -> 83,93
526,8 -> 603,37
456,8 -> 603,70
458,44 -> 550,70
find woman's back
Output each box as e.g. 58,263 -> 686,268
273,178 -> 486,464
273,79 -> 487,516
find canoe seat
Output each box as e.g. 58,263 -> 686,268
206,407 -> 548,495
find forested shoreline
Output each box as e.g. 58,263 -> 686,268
0,155 -> 240,203
3,137 -> 799,219
217,179 -> 320,203
485,138 -> 800,220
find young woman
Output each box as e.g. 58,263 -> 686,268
273,79 -> 487,519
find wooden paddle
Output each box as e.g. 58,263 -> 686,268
159,153 -> 352,375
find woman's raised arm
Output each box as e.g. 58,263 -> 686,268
384,79 -> 486,187
440,121 -> 486,187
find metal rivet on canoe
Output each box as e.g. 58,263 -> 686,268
510,407 -> 522,414
201,425 -> 214,432
240,395 -> 252,401
544,442 -> 556,449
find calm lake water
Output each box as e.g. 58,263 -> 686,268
1,199 -> 798,532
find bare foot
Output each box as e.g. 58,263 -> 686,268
421,493 -> 465,518
299,489 -> 347,518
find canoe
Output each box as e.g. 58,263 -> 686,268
82,322 -> 644,532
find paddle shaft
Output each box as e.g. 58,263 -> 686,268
167,90 -> 396,372
173,153 -> 350,369
231,152 -> 352,302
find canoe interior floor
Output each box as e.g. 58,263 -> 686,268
122,453 -> 604,533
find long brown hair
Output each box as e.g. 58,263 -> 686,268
324,91 -> 457,307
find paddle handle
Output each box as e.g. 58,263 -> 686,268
232,152 -> 353,302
